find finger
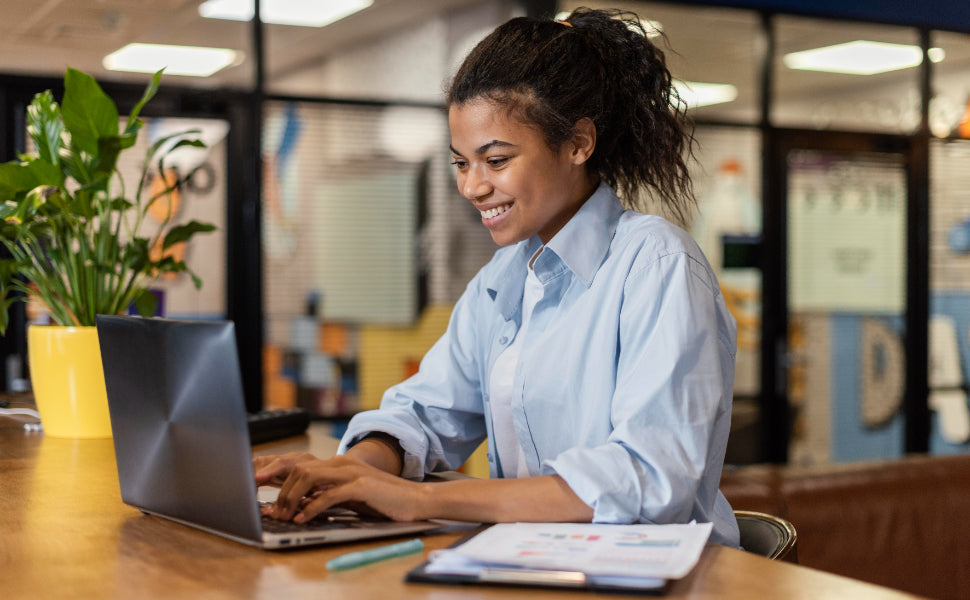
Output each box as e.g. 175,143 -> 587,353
254,460 -> 293,486
293,482 -> 364,523
275,463 -> 339,520
254,453 -> 310,485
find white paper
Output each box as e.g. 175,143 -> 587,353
425,522 -> 712,581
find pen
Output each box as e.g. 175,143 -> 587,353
326,538 -> 425,570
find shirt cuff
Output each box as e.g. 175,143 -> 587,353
339,411 -> 429,480
542,444 -> 658,523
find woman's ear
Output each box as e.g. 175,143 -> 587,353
568,117 -> 597,165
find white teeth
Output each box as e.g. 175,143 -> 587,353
480,204 -> 511,219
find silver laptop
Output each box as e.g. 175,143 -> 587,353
95,315 -> 442,549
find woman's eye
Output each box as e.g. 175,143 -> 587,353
450,159 -> 468,169
487,157 -> 508,167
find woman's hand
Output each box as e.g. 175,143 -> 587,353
253,452 -> 317,487
254,453 -> 427,523
253,443 -> 594,525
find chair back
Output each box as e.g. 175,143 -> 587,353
735,510 -> 798,562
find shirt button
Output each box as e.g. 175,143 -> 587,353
499,336 -> 508,345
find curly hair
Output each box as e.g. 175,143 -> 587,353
447,7 -> 696,222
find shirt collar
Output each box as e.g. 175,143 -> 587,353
486,182 -> 623,318
544,181 -> 623,288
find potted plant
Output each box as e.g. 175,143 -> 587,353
0,67 -> 215,437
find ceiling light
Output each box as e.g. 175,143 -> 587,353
200,0 -> 373,27
104,43 -> 238,77
784,40 -> 945,75
674,81 -> 738,109
554,11 -> 662,37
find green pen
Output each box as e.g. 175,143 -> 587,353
326,538 -> 425,570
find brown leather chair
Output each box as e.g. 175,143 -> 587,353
735,510 -> 798,562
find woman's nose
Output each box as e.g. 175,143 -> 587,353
461,164 -> 491,200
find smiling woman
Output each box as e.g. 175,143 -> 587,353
255,7 -> 740,548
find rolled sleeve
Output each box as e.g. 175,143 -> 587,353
545,251 -> 734,528
337,274 -> 493,479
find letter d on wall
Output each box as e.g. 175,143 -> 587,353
860,318 -> 904,428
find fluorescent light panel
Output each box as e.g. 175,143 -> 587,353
784,40 -> 945,75
103,43 -> 237,77
200,0 -> 373,27
674,81 -> 738,109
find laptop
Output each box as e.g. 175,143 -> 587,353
95,315 -> 443,549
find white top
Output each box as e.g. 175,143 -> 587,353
488,253 -> 544,478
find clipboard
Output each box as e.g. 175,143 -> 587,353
405,525 -> 668,595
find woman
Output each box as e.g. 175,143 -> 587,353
256,7 -> 740,547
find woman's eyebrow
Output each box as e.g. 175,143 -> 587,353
450,140 -> 515,156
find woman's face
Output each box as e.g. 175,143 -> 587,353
448,98 -> 596,246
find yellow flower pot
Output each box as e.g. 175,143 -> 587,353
27,325 -> 113,438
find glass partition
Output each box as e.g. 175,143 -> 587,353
260,100 -> 484,416
689,126 -> 763,464
786,149 -> 908,465
927,31 -> 970,454
930,138 -> 970,453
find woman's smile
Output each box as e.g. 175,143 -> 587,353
480,202 -> 513,223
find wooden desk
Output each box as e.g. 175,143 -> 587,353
0,409 -> 925,599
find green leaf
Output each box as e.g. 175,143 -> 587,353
108,197 -> 135,211
131,288 -> 159,318
58,147 -> 91,185
67,188 -> 97,220
125,238 -> 151,272
153,256 -> 183,272
118,131 -> 138,150
167,138 -> 206,152
26,90 -> 64,168
93,135 -> 125,182
144,130 -> 204,165
162,220 -> 216,250
61,67 -> 119,156
0,201 -> 17,221
17,185 -> 58,223
124,69 -> 164,136
0,158 -> 61,199
23,156 -> 64,187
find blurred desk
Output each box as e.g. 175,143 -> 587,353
0,404 -> 925,600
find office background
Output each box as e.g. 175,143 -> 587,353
1,0 -> 970,470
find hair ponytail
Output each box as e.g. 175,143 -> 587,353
447,7 -> 695,222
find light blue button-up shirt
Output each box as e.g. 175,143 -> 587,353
340,183 -> 740,547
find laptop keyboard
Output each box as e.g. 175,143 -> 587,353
259,506 -> 384,533
261,515 -> 360,533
